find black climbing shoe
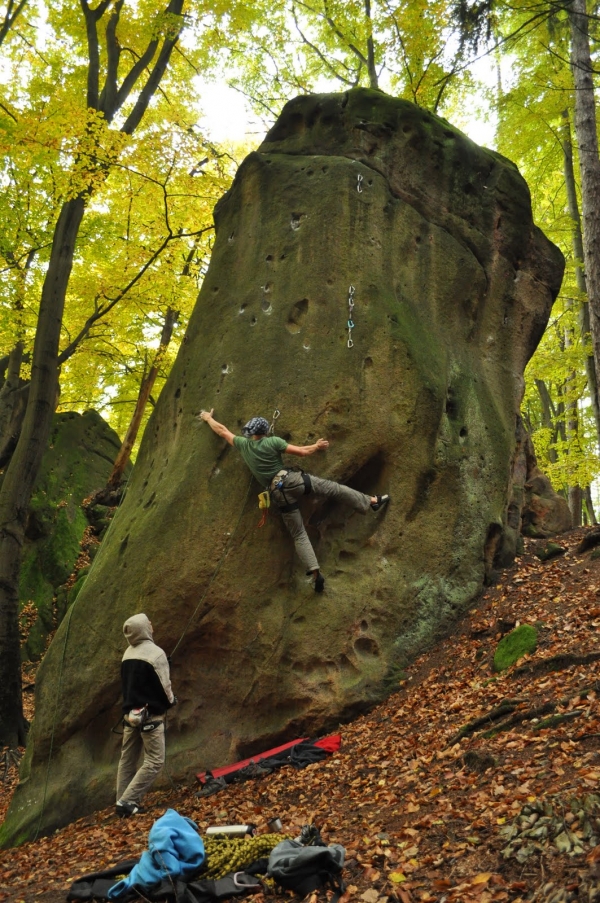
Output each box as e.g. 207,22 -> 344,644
371,494 -> 390,512
195,776 -> 228,798
314,573 -> 325,593
116,801 -> 142,818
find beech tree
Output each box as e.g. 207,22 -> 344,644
229,0 -> 475,121
0,0 -> 215,748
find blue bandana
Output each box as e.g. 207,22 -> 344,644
241,416 -> 270,437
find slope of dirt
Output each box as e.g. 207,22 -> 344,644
1,529 -> 599,903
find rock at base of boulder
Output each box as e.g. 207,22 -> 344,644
534,542 -> 567,562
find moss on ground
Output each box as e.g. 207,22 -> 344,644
493,624 -> 538,672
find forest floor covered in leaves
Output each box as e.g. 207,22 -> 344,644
1,529 -> 599,903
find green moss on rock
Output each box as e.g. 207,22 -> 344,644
494,625 -> 538,672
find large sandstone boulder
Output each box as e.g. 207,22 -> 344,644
19,410 -> 127,660
0,88 -> 564,846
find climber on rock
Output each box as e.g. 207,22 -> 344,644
199,409 -> 389,593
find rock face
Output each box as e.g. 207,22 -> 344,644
19,410 -> 126,660
1,89 -> 564,846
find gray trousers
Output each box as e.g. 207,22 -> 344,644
272,471 -> 371,572
116,717 -> 165,805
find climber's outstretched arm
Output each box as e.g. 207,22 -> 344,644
199,409 -> 235,446
286,438 -> 329,457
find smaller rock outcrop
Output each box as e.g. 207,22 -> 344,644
497,417 -> 571,568
19,410 -> 127,659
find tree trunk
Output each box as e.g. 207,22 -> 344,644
0,342 -> 26,468
569,0 -> 600,439
364,0 -> 378,88
107,307 -> 178,489
0,197 -> 85,747
568,484 -> 583,526
535,378 -> 560,462
584,485 -> 597,524
561,108 -> 600,447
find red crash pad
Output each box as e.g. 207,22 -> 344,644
197,734 -> 341,783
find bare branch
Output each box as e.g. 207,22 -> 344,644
0,0 -> 28,48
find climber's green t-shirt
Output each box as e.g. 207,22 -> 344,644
233,435 -> 288,487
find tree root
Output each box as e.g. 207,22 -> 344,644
447,680 -> 600,746
512,651 -> 600,679
2,747 -> 22,782
446,698 -> 527,746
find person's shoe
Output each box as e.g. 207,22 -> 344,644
116,800 -> 141,818
371,494 -> 390,512
314,573 -> 325,593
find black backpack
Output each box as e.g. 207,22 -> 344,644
267,839 -> 345,900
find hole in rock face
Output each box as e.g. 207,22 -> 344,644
250,316 -> 257,326
228,232 -> 235,243
239,304 -> 247,314
360,619 -> 369,631
445,389 -> 458,419
484,522 -> 503,581
363,357 -> 373,369
290,213 -> 304,231
174,387 -> 181,398
459,426 -> 468,438
265,254 -> 273,261
119,535 -> 129,557
347,450 -> 386,495
354,636 -> 380,656
212,286 -> 219,293
286,298 -> 309,334
263,282 -> 273,293
262,300 -> 272,313
339,549 -> 356,560
143,492 -> 156,509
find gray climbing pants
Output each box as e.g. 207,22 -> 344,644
271,471 -> 372,573
116,717 -> 165,805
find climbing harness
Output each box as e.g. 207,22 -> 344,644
268,409 -> 280,435
357,173 -> 363,193
347,285 -> 356,348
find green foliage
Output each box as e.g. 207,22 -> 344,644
228,0 -> 478,121
490,2 -> 600,497
0,1 -> 256,448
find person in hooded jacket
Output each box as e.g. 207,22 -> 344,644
116,613 -> 175,818
199,410 -> 389,594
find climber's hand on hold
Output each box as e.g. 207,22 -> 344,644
200,410 -> 235,445
316,438 -> 329,451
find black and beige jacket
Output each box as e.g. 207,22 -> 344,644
121,613 -> 175,716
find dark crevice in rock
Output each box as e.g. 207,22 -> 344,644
405,468 -> 437,523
